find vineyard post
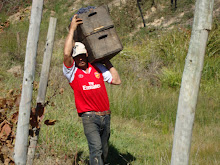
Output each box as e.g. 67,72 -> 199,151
171,0 -> 214,165
137,0 -> 146,27
26,17 -> 57,165
14,0 -> 44,165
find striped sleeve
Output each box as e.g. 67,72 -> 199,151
63,62 -> 77,83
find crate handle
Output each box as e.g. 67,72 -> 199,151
86,25 -> 114,37
98,34 -> 108,40
88,12 -> 97,17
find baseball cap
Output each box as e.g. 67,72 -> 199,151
72,42 -> 87,58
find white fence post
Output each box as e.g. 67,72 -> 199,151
14,0 -> 44,164
171,0 -> 214,165
26,17 -> 57,165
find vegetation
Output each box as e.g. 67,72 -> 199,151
0,0 -> 219,164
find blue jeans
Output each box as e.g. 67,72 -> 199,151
81,113 -> 111,165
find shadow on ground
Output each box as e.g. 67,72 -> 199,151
107,144 -> 136,165
72,143 -> 135,165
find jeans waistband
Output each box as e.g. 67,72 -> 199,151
80,110 -> 111,116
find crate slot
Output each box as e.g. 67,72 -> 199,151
88,12 -> 97,17
98,34 -> 108,40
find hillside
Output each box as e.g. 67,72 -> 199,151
0,0 -> 219,164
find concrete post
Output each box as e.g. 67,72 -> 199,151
171,0 -> 214,165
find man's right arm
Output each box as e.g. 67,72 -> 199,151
103,60 -> 121,85
63,15 -> 82,67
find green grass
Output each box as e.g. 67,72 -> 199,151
0,0 -> 219,164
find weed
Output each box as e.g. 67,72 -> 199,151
160,68 -> 181,88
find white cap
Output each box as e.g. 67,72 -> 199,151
72,42 -> 87,58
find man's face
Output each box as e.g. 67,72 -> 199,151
74,54 -> 88,69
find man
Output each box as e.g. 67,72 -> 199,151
63,15 -> 121,165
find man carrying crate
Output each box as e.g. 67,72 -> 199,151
63,14 -> 121,165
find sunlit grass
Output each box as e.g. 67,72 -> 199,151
0,0 -> 219,164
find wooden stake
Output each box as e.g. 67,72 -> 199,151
137,0 -> 146,27
171,0 -> 214,165
14,1 -> 44,165
26,17 -> 57,165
